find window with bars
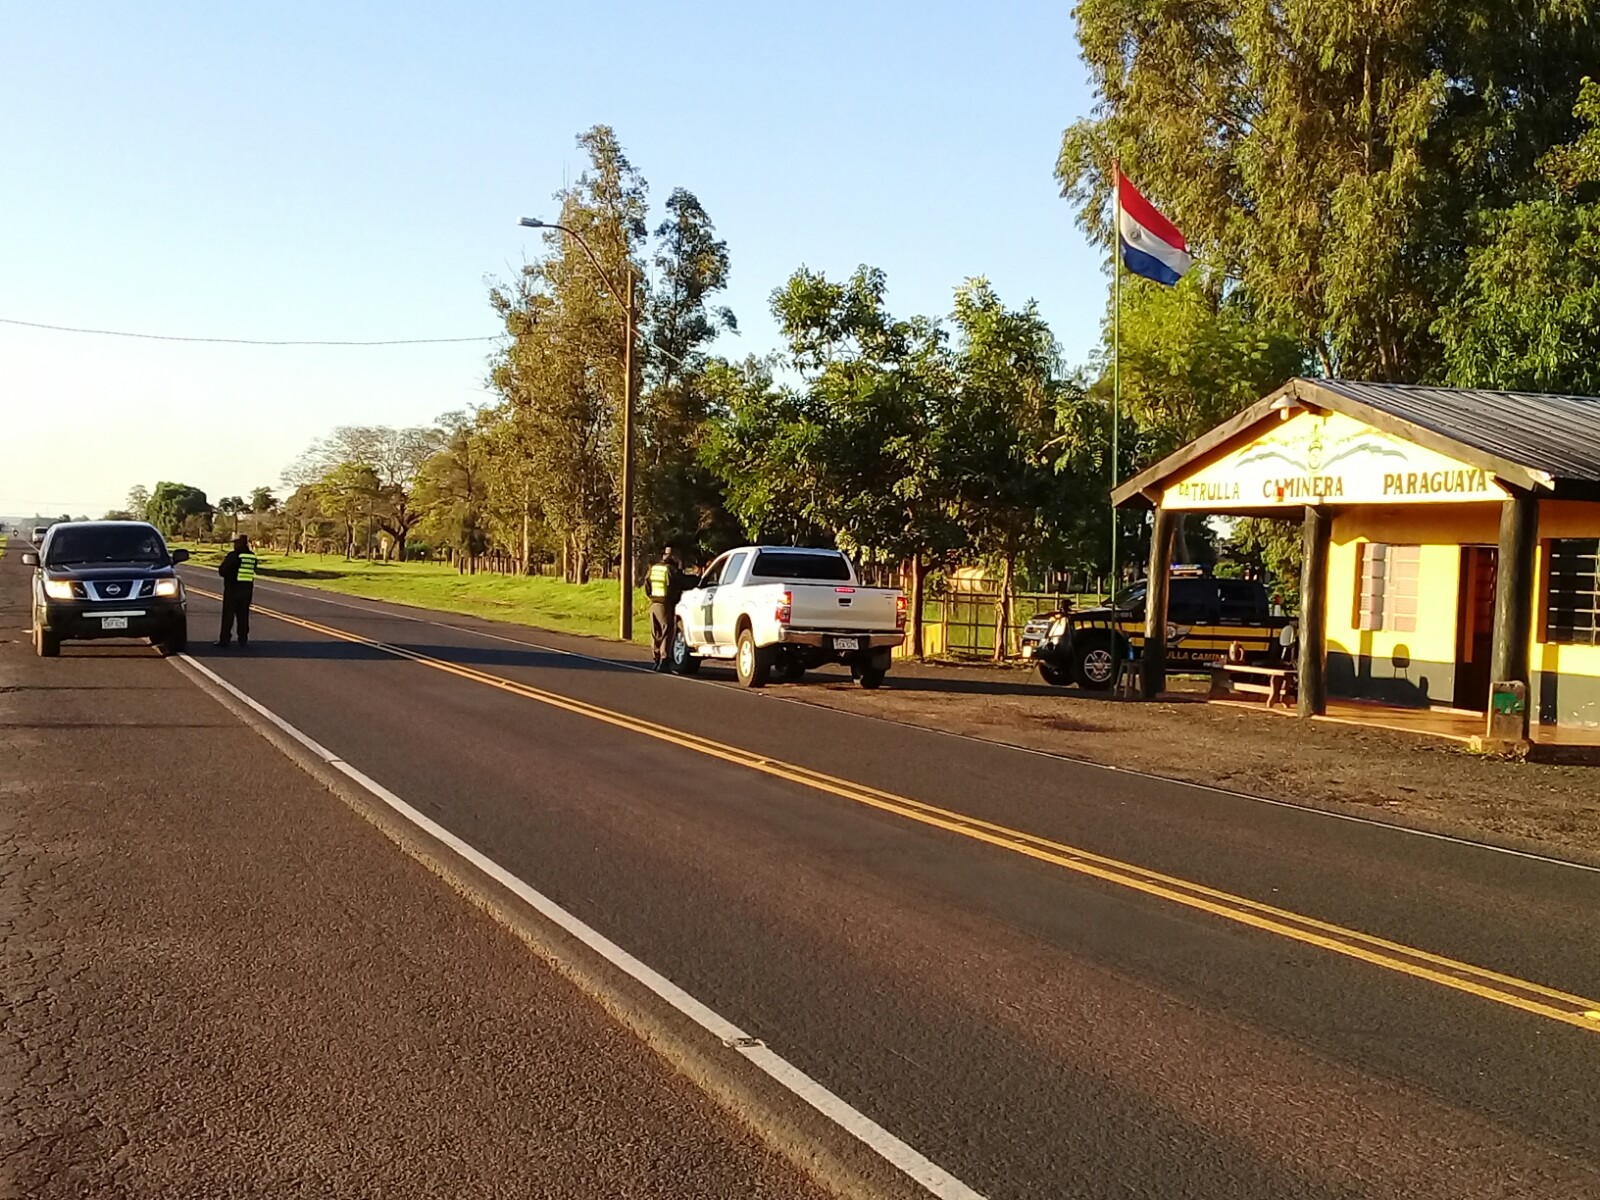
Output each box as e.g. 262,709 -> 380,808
1545,539 -> 1600,646
1356,543 -> 1420,632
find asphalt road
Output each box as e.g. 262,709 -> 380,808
0,551 -> 836,1200
26,551 -> 1600,1197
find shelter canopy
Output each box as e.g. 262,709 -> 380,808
1112,378 -> 1600,515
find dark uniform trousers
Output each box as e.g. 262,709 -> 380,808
650,602 -> 672,664
220,584 -> 254,645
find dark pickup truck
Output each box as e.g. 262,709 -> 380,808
1026,574 -> 1294,689
24,521 -> 189,657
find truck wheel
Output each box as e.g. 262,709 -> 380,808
858,666 -> 886,689
735,627 -> 771,688
1073,636 -> 1119,691
671,622 -> 701,676
34,620 -> 59,658
157,619 -> 188,657
1038,662 -> 1070,687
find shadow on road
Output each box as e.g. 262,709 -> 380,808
196,639 -> 637,676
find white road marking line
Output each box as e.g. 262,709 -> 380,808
186,571 -> 1600,876
176,652 -> 986,1200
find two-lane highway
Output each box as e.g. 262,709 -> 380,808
176,572 -> 1600,1198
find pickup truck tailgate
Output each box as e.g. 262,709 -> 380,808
788,584 -> 900,633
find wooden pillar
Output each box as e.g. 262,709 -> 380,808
1141,506 -> 1178,698
1297,505 -> 1333,718
1489,491 -> 1539,737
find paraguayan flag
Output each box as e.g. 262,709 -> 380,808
1117,169 -> 1192,286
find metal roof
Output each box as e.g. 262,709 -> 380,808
1308,378 -> 1600,487
1113,377 -> 1600,506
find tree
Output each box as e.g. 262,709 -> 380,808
488,125 -> 649,582
1059,0 -> 1600,381
1226,519 -> 1304,613
250,486 -> 278,515
312,463 -> 381,559
1088,271 -> 1305,561
698,356 -> 828,546
1436,80 -> 1600,395
942,280 -> 1099,658
701,267 -> 967,655
638,188 -> 741,563
126,485 -> 150,521
415,412 -> 493,562
289,426 -> 442,560
146,482 -> 210,537
283,484 -> 333,552
216,496 -> 247,538
1093,274 -> 1306,461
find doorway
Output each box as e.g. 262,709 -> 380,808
1454,546 -> 1498,710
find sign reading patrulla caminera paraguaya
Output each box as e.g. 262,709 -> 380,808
1161,410 -> 1508,510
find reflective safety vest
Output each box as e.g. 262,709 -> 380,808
236,552 -> 259,583
647,562 -> 671,600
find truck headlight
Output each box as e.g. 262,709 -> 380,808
43,579 -> 77,600
154,578 -> 181,597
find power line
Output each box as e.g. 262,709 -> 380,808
0,315 -> 501,346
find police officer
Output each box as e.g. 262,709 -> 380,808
216,534 -> 260,649
645,546 -> 686,671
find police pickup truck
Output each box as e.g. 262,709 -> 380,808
1027,570 -> 1293,689
670,546 -> 906,688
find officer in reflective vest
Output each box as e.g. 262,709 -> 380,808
645,547 -> 686,671
216,534 -> 260,650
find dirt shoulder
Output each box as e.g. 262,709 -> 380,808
0,571 -> 824,1197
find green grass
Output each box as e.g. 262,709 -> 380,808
178,546 -> 651,643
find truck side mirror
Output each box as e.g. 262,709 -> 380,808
171,548 -> 190,564
21,551 -> 38,567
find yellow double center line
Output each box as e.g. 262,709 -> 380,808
201,589 -> 1600,1035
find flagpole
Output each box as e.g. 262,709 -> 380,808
1110,160 -> 1122,600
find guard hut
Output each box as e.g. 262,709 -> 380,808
1112,378 -> 1600,750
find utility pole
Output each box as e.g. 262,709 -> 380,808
618,270 -> 636,640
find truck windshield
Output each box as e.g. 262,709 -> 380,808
47,526 -> 169,566
750,550 -> 852,581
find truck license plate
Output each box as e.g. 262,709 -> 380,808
101,617 -> 129,630
833,636 -> 860,651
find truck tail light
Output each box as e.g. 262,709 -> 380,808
776,590 -> 792,624
895,594 -> 907,630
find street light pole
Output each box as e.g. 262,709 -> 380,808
518,217 -> 637,642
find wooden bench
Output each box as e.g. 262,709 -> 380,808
1211,663 -> 1297,708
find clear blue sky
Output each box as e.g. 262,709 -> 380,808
1,0 -> 1104,518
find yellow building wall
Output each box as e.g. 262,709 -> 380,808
1326,501 -> 1600,724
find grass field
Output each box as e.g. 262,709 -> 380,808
176,546 -> 651,642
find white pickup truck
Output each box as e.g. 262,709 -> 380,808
669,546 -> 906,688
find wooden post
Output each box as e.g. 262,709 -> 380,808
1488,491 -> 1539,740
1141,506 -> 1177,699
1297,505 -> 1332,718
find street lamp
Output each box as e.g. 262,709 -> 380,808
518,216 -> 638,642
